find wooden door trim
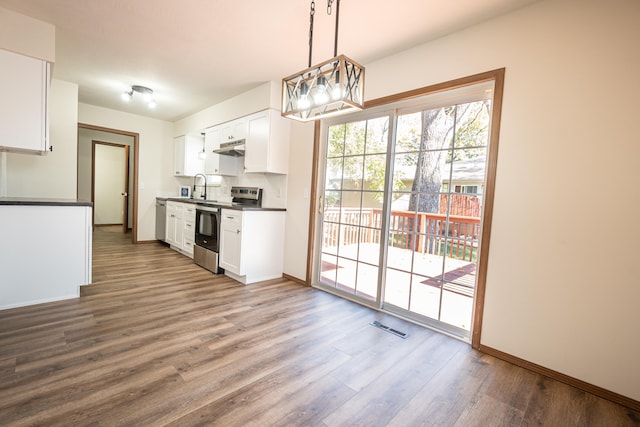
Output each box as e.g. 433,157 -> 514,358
79,123 -> 140,244
305,121 -> 322,286
123,145 -> 130,234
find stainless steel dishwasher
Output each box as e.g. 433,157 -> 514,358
155,198 -> 167,241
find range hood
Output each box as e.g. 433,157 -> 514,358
213,139 -> 245,156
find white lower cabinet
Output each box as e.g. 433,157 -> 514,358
219,210 -> 242,274
182,204 -> 196,256
219,209 -> 285,284
166,202 -> 182,247
166,201 -> 195,258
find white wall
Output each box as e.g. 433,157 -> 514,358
286,0 -> 640,401
173,81 -> 279,137
0,6 -> 55,62
283,121 -> 315,280
5,79 -> 78,198
78,103 -> 174,241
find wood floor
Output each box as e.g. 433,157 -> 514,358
1,227 -> 638,426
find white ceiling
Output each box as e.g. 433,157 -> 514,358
0,0 -> 538,122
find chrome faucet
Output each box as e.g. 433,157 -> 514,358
193,173 -> 207,199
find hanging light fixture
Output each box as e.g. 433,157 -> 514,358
121,85 -> 157,109
282,0 -> 365,122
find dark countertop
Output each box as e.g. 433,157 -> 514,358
0,197 -> 93,207
159,197 -> 286,212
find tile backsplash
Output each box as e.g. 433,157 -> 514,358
206,173 -> 287,209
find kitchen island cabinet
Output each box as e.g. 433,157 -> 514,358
219,208 -> 285,284
0,199 -> 92,309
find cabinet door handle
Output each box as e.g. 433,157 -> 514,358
236,229 -> 241,234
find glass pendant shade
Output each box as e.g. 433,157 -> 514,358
282,54 -> 365,122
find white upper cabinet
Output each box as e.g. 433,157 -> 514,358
203,127 -> 239,176
174,134 -> 204,177
219,116 -> 247,143
244,109 -> 290,174
0,49 -> 50,153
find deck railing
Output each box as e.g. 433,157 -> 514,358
323,208 -> 481,262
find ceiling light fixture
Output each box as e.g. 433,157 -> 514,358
282,0 -> 364,122
121,85 -> 157,109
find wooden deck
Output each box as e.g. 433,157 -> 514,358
0,226 -> 638,426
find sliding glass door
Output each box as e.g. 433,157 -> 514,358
315,77 -> 499,340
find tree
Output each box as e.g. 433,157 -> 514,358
407,101 -> 490,214
408,107 -> 455,213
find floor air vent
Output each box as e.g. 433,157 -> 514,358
370,321 -> 408,339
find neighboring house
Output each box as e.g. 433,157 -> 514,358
391,156 -> 485,217
442,155 -> 486,197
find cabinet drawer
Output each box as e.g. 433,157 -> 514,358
221,210 -> 242,227
184,220 -> 195,234
184,205 -> 196,220
183,237 -> 194,255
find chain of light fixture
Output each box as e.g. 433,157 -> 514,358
281,0 -> 365,122
308,0 -> 339,66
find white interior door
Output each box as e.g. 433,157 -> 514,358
94,143 -> 127,226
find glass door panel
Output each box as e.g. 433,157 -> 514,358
319,116 -> 390,303
384,101 -> 490,335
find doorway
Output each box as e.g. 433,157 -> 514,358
77,123 -> 139,243
312,70 -> 504,343
92,141 -> 129,233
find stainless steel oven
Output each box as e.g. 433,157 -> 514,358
194,205 -> 222,274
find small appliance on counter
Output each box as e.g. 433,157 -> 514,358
193,186 -> 262,274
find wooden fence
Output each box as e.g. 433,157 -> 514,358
323,207 -> 481,262
440,194 -> 481,217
